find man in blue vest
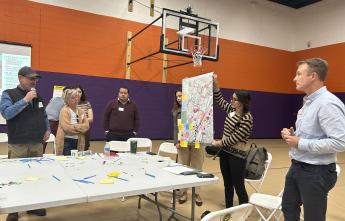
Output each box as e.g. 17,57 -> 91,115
0,66 -> 50,221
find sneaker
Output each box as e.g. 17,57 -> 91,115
201,210 -> 211,219
6,213 -> 18,221
178,191 -> 187,204
27,209 -> 47,216
195,194 -> 203,206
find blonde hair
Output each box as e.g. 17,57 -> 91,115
63,89 -> 79,105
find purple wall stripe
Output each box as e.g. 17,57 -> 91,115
0,71 -> 323,140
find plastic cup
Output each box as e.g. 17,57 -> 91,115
130,140 -> 137,154
164,157 -> 172,167
71,150 -> 78,158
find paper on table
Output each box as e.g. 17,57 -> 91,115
163,165 -> 195,175
25,176 -> 40,181
100,179 -> 114,184
56,156 -> 68,161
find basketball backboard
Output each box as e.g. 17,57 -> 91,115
160,8 -> 219,61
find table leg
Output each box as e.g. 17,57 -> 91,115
191,187 -> 195,221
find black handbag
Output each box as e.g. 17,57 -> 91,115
205,145 -> 221,156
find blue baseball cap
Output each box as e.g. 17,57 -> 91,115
18,66 -> 41,78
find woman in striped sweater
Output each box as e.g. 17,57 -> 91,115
211,74 -> 253,208
75,85 -> 93,150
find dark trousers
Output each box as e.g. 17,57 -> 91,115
106,131 -> 134,142
63,138 -> 78,156
282,160 -> 337,221
219,150 -> 248,208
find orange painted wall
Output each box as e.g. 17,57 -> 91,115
3,0 -> 343,94
294,43 -> 345,93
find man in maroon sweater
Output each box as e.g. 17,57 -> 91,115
103,87 -> 140,141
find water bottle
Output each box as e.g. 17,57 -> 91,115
104,142 -> 110,156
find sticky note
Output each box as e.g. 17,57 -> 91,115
177,119 -> 182,126
100,179 -> 114,184
54,86 -> 65,90
182,94 -> 187,101
107,171 -> 120,177
77,156 -> 86,160
185,124 -> 189,130
189,124 -> 193,130
56,156 -> 68,161
25,176 -> 40,181
178,124 -> 183,131
194,141 -> 200,149
180,140 -> 188,147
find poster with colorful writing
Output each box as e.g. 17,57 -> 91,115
179,72 -> 214,147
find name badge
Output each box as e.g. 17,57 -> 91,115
38,102 -> 44,108
118,107 -> 124,111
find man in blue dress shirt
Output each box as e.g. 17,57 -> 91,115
281,58 -> 345,221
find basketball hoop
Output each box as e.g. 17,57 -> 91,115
190,45 -> 207,67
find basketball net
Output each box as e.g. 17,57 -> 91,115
190,45 -> 207,67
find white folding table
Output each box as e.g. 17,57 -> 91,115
0,153 -> 218,221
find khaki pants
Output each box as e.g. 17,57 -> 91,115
178,146 -> 205,194
8,143 -> 43,159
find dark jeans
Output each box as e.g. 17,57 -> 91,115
63,138 -> 78,156
219,150 -> 248,208
282,160 -> 337,221
106,131 -> 135,142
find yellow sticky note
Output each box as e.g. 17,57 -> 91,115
189,124 -> 193,130
194,141 -> 200,149
53,85 -> 65,90
180,140 -> 188,147
182,95 -> 187,101
77,156 -> 86,160
56,156 -> 68,161
178,124 -> 183,131
107,171 -> 120,178
25,176 -> 40,181
100,179 -> 114,184
177,119 -> 182,126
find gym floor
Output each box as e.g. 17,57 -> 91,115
0,139 -> 344,221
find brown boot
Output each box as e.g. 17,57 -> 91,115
195,194 -> 203,206
6,213 -> 18,221
178,191 -> 187,204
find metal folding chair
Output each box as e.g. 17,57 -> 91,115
249,188 -> 283,221
127,137 -> 153,152
0,133 -> 8,143
245,152 -> 272,192
201,203 -> 253,221
157,142 -> 178,161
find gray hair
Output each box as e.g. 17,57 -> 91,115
297,58 -> 328,81
63,89 -> 79,104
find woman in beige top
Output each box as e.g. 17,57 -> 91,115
56,89 -> 89,155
